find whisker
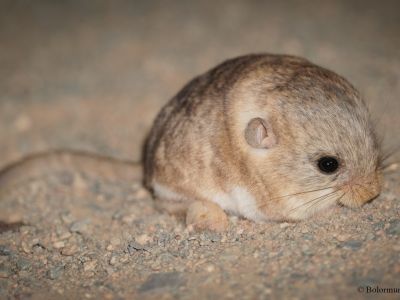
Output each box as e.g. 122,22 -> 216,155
379,144 -> 400,164
288,189 -> 339,213
269,185 -> 337,201
306,190 -> 343,212
256,185 -> 338,212
333,192 -> 346,206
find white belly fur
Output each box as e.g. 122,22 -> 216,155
153,182 -> 266,222
209,186 -> 266,222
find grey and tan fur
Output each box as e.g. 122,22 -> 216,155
144,54 -> 381,228
0,54 -> 382,231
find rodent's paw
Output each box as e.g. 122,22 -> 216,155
186,201 -> 228,232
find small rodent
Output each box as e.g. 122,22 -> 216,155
0,54 -> 382,231
143,54 -> 382,230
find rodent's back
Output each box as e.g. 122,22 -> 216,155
143,54 -> 310,187
143,54 -> 254,186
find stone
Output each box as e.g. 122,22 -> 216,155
139,272 -> 186,292
69,219 -> 90,233
342,240 -> 363,250
16,258 -> 31,271
0,246 -> 12,256
47,266 -> 64,280
61,244 -> 79,256
0,264 -> 12,278
386,220 -> 400,236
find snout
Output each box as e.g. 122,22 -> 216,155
338,173 -> 382,208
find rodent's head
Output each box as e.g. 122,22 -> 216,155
237,58 -> 382,221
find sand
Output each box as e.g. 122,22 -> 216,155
0,1 -> 399,299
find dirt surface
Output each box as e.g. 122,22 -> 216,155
0,1 -> 399,299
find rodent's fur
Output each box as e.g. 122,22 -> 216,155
0,54 -> 382,229
144,54 -> 382,223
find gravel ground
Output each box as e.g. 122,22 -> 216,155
0,1 -> 399,299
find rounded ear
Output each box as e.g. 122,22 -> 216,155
244,117 -> 277,149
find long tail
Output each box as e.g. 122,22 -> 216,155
0,149 -> 142,192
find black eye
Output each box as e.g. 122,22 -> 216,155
317,156 -> 339,174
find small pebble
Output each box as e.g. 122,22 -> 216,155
302,233 -> 314,241
386,220 -> 400,236
136,234 -> 151,245
301,228 -> 309,234
58,232 -> 72,240
16,258 -> 31,271
236,228 -> 244,235
205,264 -> 215,272
335,234 -> 350,242
0,264 -> 12,278
373,221 -> 386,230
53,241 -> 65,249
61,245 -> 79,256
112,211 -> 123,220
139,272 -> 186,292
279,223 -> 290,229
110,237 -> 121,246
127,241 -> 147,253
19,226 -> 32,235
0,245 -> 12,256
209,233 -> 221,243
119,255 -> 129,264
21,241 -> 31,254
83,260 -> 97,272
365,232 -> 376,241
122,214 -> 137,224
342,240 -> 363,250
150,262 -> 161,271
60,212 -> 75,224
109,256 -> 118,266
69,219 -> 90,233
302,247 -> 314,257
47,266 -> 64,280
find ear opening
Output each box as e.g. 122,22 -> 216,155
244,117 -> 277,149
